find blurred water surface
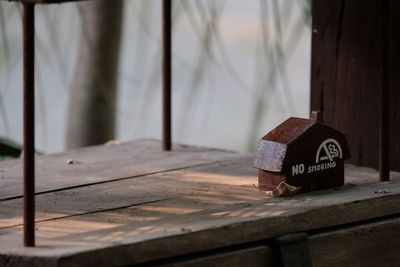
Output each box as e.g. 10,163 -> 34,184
0,0 -> 310,153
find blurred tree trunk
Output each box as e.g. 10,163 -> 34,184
66,0 -> 123,149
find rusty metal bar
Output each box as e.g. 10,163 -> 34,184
380,0 -> 391,181
162,0 -> 172,151
22,2 -> 35,247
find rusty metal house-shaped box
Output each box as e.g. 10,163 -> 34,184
254,112 -> 350,193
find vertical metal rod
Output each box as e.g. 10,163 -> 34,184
162,0 -> 172,151
22,2 -> 35,247
380,0 -> 390,181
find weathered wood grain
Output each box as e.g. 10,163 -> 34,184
1,141 -> 399,266
0,140 -> 240,201
0,157 -> 260,228
0,255 -> 57,267
156,246 -> 275,267
0,158 -> 395,229
0,161 -> 399,266
309,217 -> 400,267
156,217 -> 400,267
311,0 -> 400,170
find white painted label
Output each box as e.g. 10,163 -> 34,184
291,138 -> 342,176
315,138 -> 343,163
292,164 -> 305,176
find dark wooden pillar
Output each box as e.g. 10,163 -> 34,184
311,0 -> 399,171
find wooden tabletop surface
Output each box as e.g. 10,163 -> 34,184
0,140 -> 399,266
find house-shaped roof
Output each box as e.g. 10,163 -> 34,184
254,117 -> 350,173
264,117 -> 316,144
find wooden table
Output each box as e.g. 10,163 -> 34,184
0,140 -> 399,266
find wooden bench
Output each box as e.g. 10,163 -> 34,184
0,140 -> 399,266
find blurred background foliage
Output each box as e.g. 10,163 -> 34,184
0,0 -> 311,158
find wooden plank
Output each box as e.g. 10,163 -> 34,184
0,157 -> 261,228
0,255 -> 57,267
156,246 -> 275,267
389,1 -> 400,172
0,140 -> 240,201
145,217 -> 400,267
311,0 -> 400,171
310,0 -> 344,115
0,160 -> 399,266
309,217 -> 400,267
0,159 -> 393,229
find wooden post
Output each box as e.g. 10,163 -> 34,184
311,0 -> 398,172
